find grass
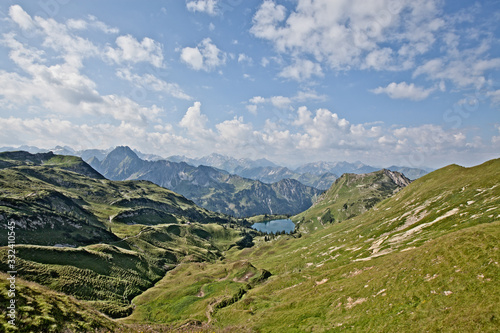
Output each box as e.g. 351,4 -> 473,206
214,221 -> 499,332
0,244 -> 165,318
116,159 -> 500,332
0,272 -> 118,332
293,169 -> 408,233
122,260 -> 270,326
1,152 -> 499,332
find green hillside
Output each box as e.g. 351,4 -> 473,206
0,272 -> 118,332
0,151 -> 232,246
1,154 -> 499,332
120,159 -> 499,332
294,169 -> 410,232
0,151 -> 256,321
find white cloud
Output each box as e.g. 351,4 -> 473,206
294,89 -> 327,102
1,6 -> 168,127
180,38 -> 226,71
179,102 -> 215,140
270,96 -> 292,109
371,82 -> 435,101
247,89 -> 326,112
249,96 -> 266,104
66,16 -> 118,34
279,59 -> 323,81
216,117 -> 254,143
106,35 -> 164,68
179,102 -> 207,129
250,0 -> 444,71
180,46 -> 204,70
362,48 -> 395,71
487,90 -> 500,104
246,95 -> 292,113
246,104 -> 258,115
250,0 -> 287,40
0,116 -> 191,153
87,15 -> 119,34
116,68 -> 192,100
66,19 -> 88,30
9,5 -> 35,31
238,53 -> 252,64
186,0 -> 219,16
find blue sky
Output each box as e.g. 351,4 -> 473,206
0,0 -> 499,168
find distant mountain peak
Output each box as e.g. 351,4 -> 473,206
108,146 -> 140,159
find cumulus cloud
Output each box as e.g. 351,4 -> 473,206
249,0 -> 500,105
246,90 -> 327,113
9,5 -> 35,30
279,59 -> 323,81
270,96 -> 292,109
370,82 -> 435,101
180,38 -> 226,71
186,0 -> 219,16
106,35 -> 164,68
179,102 -> 215,139
250,0 -> 444,71
0,5 -> 177,128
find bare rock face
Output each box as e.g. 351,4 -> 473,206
383,169 -> 412,188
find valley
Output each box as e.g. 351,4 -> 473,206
0,151 -> 498,332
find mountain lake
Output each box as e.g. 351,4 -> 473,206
251,218 -> 295,234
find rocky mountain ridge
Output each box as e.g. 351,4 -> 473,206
89,146 -> 323,217
295,168 -> 412,231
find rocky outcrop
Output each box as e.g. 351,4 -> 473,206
383,169 -> 412,188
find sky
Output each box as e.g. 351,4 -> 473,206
0,0 -> 499,169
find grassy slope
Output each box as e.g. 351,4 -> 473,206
124,159 -> 500,332
0,160 -> 232,246
293,170 -> 408,233
123,260 -> 271,326
0,152 -> 255,323
0,272 -> 118,332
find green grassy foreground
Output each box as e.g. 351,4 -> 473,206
1,156 -> 499,332
119,159 -> 500,332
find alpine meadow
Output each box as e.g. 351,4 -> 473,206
1,1 -> 500,332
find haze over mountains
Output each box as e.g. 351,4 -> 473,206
0,145 -> 430,187
87,146 -> 323,218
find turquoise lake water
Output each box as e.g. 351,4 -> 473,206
251,219 -> 295,234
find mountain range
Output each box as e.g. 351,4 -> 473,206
0,146 -> 431,188
0,151 -> 232,247
88,146 -> 323,218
